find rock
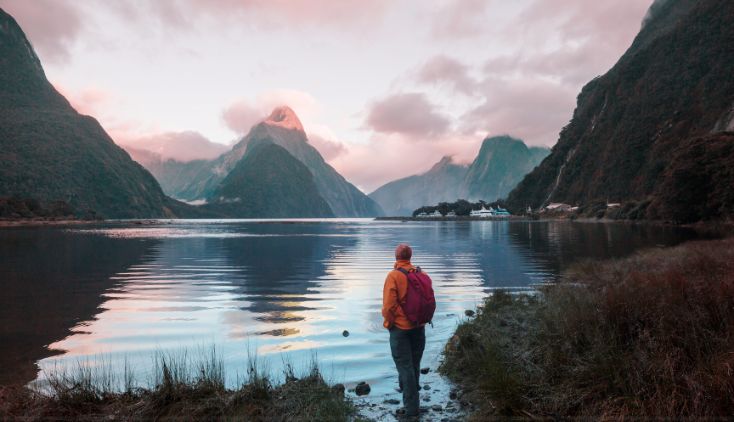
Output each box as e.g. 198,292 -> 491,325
355,381 -> 371,396
384,398 -> 401,405
423,396 -> 430,402
342,330 -> 349,337
449,390 -> 458,400
420,367 -> 430,374
331,383 -> 345,397
432,404 -> 443,411
423,384 -> 431,390
464,309 -> 475,317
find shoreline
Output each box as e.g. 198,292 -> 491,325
441,236 -> 734,419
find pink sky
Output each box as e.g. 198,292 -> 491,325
0,0 -> 653,192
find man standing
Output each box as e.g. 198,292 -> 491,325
382,243 -> 427,418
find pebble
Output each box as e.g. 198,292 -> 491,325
420,367 -> 430,374
423,384 -> 431,390
432,404 -> 443,411
342,330 -> 350,337
384,399 -> 401,405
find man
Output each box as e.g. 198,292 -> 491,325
382,243 -> 426,417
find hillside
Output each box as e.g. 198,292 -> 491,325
506,0 -> 734,222
0,8 -> 187,218
461,136 -> 549,203
206,141 -> 334,218
369,156 -> 468,216
126,147 -> 212,201
175,107 -> 383,217
370,136 -> 548,216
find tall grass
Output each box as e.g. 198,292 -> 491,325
1,346 -> 354,421
441,238 -> 734,419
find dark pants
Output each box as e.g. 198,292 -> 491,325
389,326 -> 426,416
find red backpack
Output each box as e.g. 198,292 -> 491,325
397,267 -> 436,325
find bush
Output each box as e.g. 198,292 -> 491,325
441,238 -> 734,419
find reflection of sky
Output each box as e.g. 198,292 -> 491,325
31,219 -> 700,399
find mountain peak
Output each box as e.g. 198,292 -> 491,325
263,106 -> 304,132
428,155 -> 456,172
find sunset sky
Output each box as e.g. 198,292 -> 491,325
0,0 -> 654,192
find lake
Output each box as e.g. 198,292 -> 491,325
0,219 -> 700,414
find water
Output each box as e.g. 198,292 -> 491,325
0,219 -> 699,416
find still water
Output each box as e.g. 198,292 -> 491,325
0,219 -> 699,410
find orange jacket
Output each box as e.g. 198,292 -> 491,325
382,259 -> 420,330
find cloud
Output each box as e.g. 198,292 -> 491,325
416,55 -> 478,95
365,93 -> 451,139
430,0 -> 495,39
222,90 -> 322,135
222,101 -> 266,135
0,0 -> 84,62
98,0 -> 391,33
330,132 -> 481,193
308,134 -> 347,161
460,77 -> 577,146
116,131 -> 230,162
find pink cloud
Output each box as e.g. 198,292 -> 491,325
308,134 -> 347,161
430,0 -> 495,39
0,0 -> 83,62
110,0 -> 391,32
222,90 -> 322,135
417,55 -> 478,95
222,101 -> 266,135
460,77 -> 577,146
117,131 -> 230,162
330,133 -> 481,193
365,93 -> 451,139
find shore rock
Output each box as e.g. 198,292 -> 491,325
420,367 -> 430,374
464,310 -> 475,317
355,381 -> 371,396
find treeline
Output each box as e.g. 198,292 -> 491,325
412,199 -> 507,217
0,196 -> 75,219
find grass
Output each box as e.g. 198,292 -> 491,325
0,347 -> 354,421
441,237 -> 734,419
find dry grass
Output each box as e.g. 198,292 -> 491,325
441,238 -> 734,419
0,348 -> 354,421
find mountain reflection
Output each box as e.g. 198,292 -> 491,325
0,220 -> 702,392
0,227 -> 157,385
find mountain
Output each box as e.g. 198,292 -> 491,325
0,8 -> 188,218
369,136 -> 548,216
126,147 -> 212,201
461,136 -> 549,202
175,106 -> 383,217
206,140 -> 333,218
369,156 -> 468,216
506,0 -> 734,222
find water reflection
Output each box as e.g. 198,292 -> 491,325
0,219 -> 700,398
0,227 -> 156,385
